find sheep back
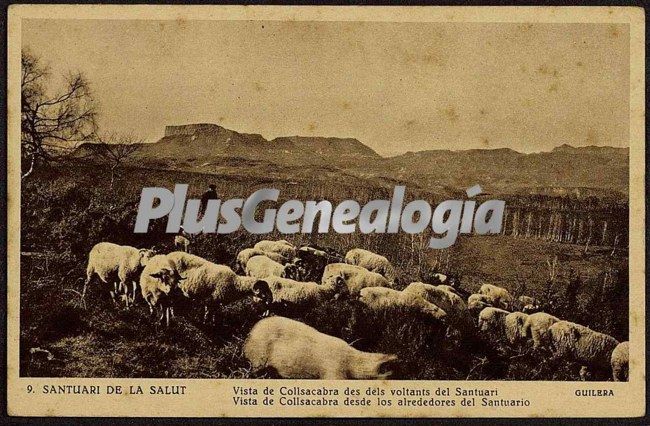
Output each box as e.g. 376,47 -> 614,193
479,284 -> 515,309
87,242 -> 151,284
323,263 -> 390,296
236,248 -> 265,270
345,248 -> 395,280
467,294 -> 493,314
264,276 -> 330,306
478,307 -> 510,337
254,240 -> 297,259
504,312 -> 529,344
404,282 -> 466,315
167,251 -> 209,271
243,316 -> 397,379
358,287 -> 447,321
522,312 -> 560,349
245,255 -> 285,279
611,341 -> 629,381
548,321 -> 619,369
179,262 -> 240,304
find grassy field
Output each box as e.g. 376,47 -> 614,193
20,161 -> 628,380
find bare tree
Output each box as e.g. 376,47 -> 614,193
21,49 -> 98,178
94,134 -> 143,188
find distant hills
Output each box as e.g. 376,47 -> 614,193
78,123 -> 629,197
371,145 -> 628,197
138,123 -> 380,167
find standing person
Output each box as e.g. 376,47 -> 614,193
199,184 -> 219,219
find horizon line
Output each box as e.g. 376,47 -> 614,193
158,122 -> 629,158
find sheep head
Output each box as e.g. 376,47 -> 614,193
351,353 -> 398,380
468,293 -> 493,312
331,275 -> 349,301
424,304 -> 447,321
138,248 -> 155,266
252,280 -> 273,306
149,268 -> 185,294
357,286 -> 390,306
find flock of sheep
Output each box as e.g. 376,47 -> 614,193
82,238 -> 629,381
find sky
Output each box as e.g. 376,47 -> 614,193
22,19 -> 629,156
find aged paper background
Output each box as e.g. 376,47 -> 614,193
7,5 -> 646,417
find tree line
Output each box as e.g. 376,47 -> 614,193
500,202 -> 628,252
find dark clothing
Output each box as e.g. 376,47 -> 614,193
199,189 -> 219,217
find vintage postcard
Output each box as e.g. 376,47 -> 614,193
6,5 -> 645,418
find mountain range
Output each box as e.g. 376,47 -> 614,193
78,123 -> 629,197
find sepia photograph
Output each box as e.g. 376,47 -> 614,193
6,5 -> 645,418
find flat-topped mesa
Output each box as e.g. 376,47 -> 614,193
160,124 -> 380,158
164,124 -> 225,137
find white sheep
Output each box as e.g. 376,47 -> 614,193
403,282 -> 470,330
167,251 -> 272,323
253,240 -> 297,259
167,251 -> 207,270
83,242 -> 155,308
477,307 -> 510,338
404,283 -> 466,312
322,263 -> 391,297
344,248 -> 395,281
358,287 -> 447,321
243,316 -> 398,379
174,235 -> 191,253
467,293 -> 493,315
245,255 -> 299,280
173,226 -> 192,252
611,341 -> 629,382
263,275 -> 346,310
504,311 -> 529,345
478,284 -> 515,310
548,321 -> 619,371
139,254 -> 185,326
522,312 -> 560,349
236,248 -> 290,273
236,248 -> 266,272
